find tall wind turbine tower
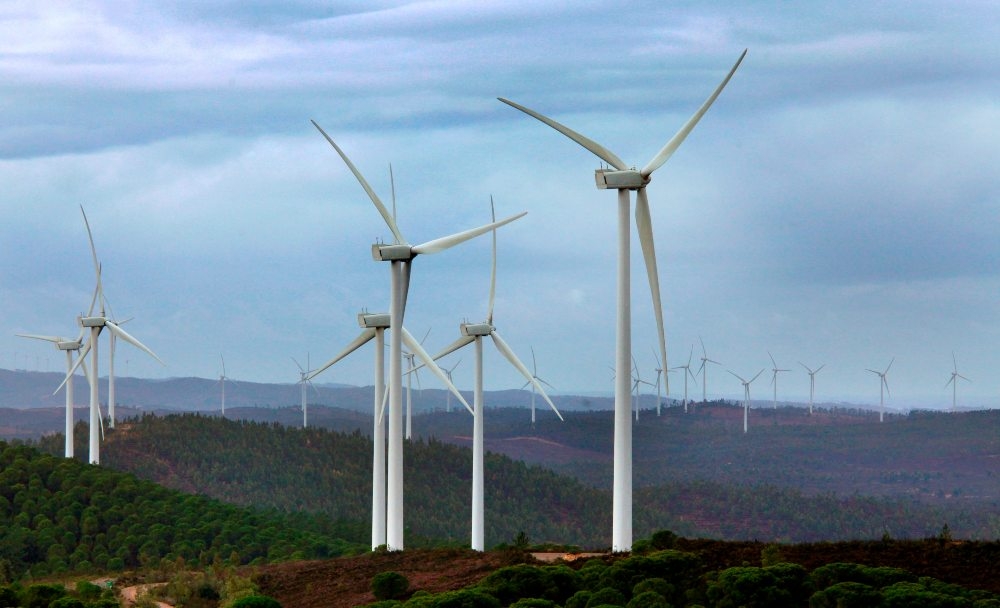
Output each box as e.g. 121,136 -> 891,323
312,122 -> 524,551
945,352 -> 970,411
768,352 -> 790,409
866,358 -> 893,423
799,362 -> 825,415
500,51 -> 746,550
729,369 -> 763,433
425,201 -> 562,551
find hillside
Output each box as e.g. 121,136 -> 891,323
0,440 -> 366,580
31,412 -> 1000,548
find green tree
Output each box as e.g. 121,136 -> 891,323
371,572 -> 409,601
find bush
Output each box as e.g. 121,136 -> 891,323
649,531 -> 677,551
228,595 -> 282,608
625,590 -> 670,608
372,571 -> 409,601
21,584 -> 66,608
586,587 -> 626,607
808,581 -> 881,608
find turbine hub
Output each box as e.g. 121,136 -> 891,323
371,243 -> 414,261
595,169 -> 648,190
460,322 -> 493,337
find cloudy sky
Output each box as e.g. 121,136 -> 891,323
3,1 -> 998,410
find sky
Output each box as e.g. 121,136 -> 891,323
2,1 -> 998,411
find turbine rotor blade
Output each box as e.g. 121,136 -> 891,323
104,322 -> 165,366
640,49 -> 747,177
634,188 -> 668,393
487,197 -> 497,325
311,120 -> 406,244
16,333 -> 64,343
307,328 -> 377,380
425,335 -> 476,365
401,327 -> 473,415
490,330 -> 563,421
411,212 -> 527,255
497,98 -> 627,170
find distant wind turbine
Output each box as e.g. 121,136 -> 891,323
728,369 -> 764,433
292,355 -> 319,428
866,358 -> 893,423
218,355 -> 236,416
631,356 -> 653,421
671,345 -> 697,413
520,347 -> 555,426
651,348 -> 666,416
697,337 -> 721,403
799,362 -> 825,415
500,50 -> 747,551
768,352 -> 790,409
945,352 -> 971,411
443,359 -> 461,413
312,122 -> 525,551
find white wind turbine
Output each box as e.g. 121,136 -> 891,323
500,51 -> 746,550
58,207 -> 164,464
945,352 -> 970,411
292,355 -> 319,428
17,332 -> 90,458
443,359 -> 461,413
651,348 -> 666,416
799,362 -> 825,415
697,337 -> 722,404
520,347 -> 555,425
307,311 -> 470,550
630,356 -> 654,421
671,345 -> 696,413
866,358 -> 893,423
768,352 -> 790,410
728,369 -> 764,434
424,201 -> 563,552
400,328 -> 430,439
311,120 -> 523,551
217,355 -> 237,416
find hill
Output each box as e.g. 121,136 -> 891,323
0,440 -> 366,580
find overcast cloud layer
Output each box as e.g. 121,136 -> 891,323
3,1 -> 999,410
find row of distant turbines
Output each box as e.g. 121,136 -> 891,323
20,50 -> 747,553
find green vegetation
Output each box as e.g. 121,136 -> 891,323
0,582 -> 117,608
0,440 -> 366,580
372,572 -> 410,601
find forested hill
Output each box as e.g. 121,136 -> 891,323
34,413 -> 1000,549
0,440 -> 367,580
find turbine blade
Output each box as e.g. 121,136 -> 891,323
634,188 -> 668,393
426,335 -> 476,364
750,369 -> 764,383
16,333 -> 64,343
79,206 -> 104,308
307,328 -> 377,380
411,212 -> 527,255
815,364 -> 825,373
104,322 -> 165,366
311,120 -> 406,245
883,377 -> 891,398
497,98 -> 627,170
487,197 -> 497,325
885,358 -> 894,373
399,260 -> 412,320
726,369 -> 744,383
490,330 -> 563,421
402,327 -> 473,415
291,356 -> 305,373
640,49 -> 747,177
768,351 -> 777,368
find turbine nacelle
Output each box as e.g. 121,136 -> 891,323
56,340 -> 83,351
80,316 -> 106,328
595,169 -> 649,190
372,243 -> 414,262
358,312 -> 391,328
460,322 -> 494,337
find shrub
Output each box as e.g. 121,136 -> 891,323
808,581 -> 881,608
228,595 -> 282,608
625,590 -> 670,608
371,571 -> 409,601
649,530 -> 677,551
586,587 -> 626,607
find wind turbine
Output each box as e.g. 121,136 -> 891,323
424,200 -> 563,551
651,348 -> 666,416
443,359 -> 461,413
500,51 -> 746,550
799,362 -> 825,415
631,356 -> 654,421
728,369 -> 763,433
400,328 -> 430,439
312,119 -> 522,551
945,352 -> 970,411
520,347 -> 555,425
217,355 -> 237,416
58,207 -> 164,465
768,352 -> 790,410
307,311 -> 471,550
292,355 -> 319,428
17,332 -> 90,458
866,358 -> 893,423
697,337 -> 722,404
670,345 -> 697,413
